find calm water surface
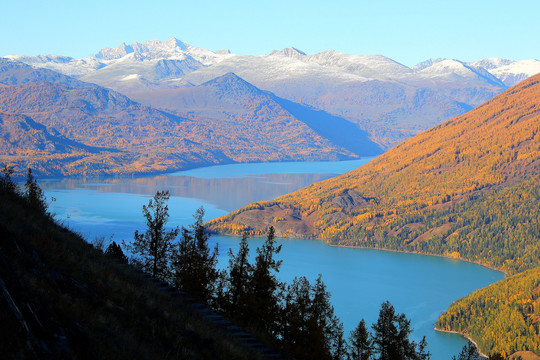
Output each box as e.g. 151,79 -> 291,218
41,159 -> 503,360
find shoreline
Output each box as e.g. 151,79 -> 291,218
26,156 -> 375,181
434,327 -> 489,359
326,243 -> 507,277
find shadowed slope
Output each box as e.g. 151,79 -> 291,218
131,72 -> 382,157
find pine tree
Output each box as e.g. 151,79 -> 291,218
105,241 -> 128,264
0,164 -> 17,194
173,207 -> 219,304
348,319 -> 373,360
225,233 -> 252,319
371,301 -> 430,360
248,226 -> 283,334
24,168 -> 46,213
452,342 -> 481,360
126,190 -> 178,281
311,275 -> 345,360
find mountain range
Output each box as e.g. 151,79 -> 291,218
0,59 -> 363,177
7,38 -> 540,148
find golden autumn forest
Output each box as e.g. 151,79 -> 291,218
208,73 -> 540,357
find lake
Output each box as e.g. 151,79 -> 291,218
40,159 -> 504,360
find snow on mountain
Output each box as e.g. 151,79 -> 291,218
305,51 -> 412,78
485,59 -> 540,86
416,59 -> 504,86
412,58 -> 446,71
7,38 -> 535,149
269,47 -> 306,57
469,57 -> 514,70
95,37 -> 224,66
80,50 -> 206,92
4,54 -> 104,77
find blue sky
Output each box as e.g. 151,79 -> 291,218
2,0 -> 539,66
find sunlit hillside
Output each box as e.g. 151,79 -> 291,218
208,73 -> 540,275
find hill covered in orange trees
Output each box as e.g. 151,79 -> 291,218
0,59 -> 358,177
208,72 -> 540,275
436,266 -> 540,358
208,72 -> 540,357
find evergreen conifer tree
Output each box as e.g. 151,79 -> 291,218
0,164 -> 17,194
348,319 -> 373,360
248,226 -> 283,334
126,190 -> 178,281
371,301 -> 430,360
105,241 -> 128,264
173,207 -> 219,304
452,342 -> 481,360
225,233 -> 252,319
24,168 -> 46,213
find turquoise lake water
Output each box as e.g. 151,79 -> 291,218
40,159 -> 504,360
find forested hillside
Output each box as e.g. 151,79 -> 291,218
208,73 -> 540,275
436,267 -> 540,357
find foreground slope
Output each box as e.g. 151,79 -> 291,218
0,59 -> 354,177
209,73 -> 540,275
0,187 -> 265,359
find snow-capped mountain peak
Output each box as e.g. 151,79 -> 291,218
412,58 -> 446,71
96,42 -> 134,61
270,47 -> 306,57
469,57 -> 514,70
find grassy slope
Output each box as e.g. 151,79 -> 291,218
0,188 -> 262,360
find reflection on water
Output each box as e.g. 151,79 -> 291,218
41,159 -> 375,242
42,173 -> 334,212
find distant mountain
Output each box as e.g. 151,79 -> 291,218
10,38 -> 539,148
130,72 -> 383,157
208,73 -> 540,276
0,113 -> 104,154
0,59 -> 358,177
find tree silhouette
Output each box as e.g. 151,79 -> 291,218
0,164 -> 17,194
24,168 -> 46,213
105,241 -> 128,264
126,190 -> 178,281
348,319 -> 373,360
452,342 -> 481,360
372,301 -> 430,360
247,226 -> 283,334
173,207 -> 219,304
224,233 -> 252,319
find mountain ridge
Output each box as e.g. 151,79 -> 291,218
8,37 -> 539,148
0,59 -> 360,177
